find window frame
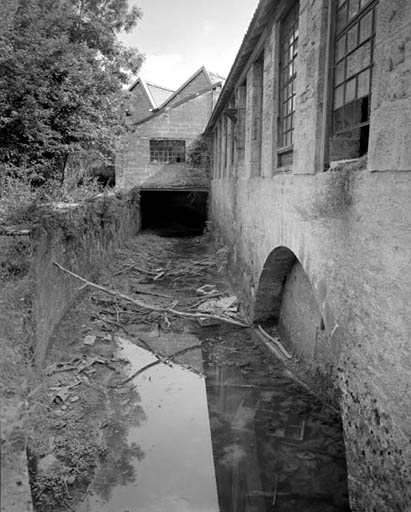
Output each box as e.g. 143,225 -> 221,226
278,2 -> 299,152
329,0 -> 378,159
149,138 -> 186,164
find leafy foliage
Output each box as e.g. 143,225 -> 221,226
0,0 -> 143,183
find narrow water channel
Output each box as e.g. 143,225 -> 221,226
83,235 -> 350,512
87,334 -> 349,511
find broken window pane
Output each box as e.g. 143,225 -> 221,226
331,0 -> 377,159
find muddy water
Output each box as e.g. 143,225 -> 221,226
85,235 -> 350,512
201,335 -> 350,512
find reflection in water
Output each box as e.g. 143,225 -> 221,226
88,335 -> 349,512
88,339 -> 219,512
203,346 -> 350,512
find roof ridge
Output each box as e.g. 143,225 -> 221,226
145,81 -> 175,92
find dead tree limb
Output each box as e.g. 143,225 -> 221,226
54,262 -> 163,311
257,325 -> 292,359
112,342 -> 203,387
53,262 -> 249,328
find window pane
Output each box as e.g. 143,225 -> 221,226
345,77 -> 357,103
357,68 -> 370,97
336,35 -> 346,61
346,40 -> 371,78
359,10 -> 373,43
150,139 -> 186,163
334,84 -> 344,109
335,60 -> 345,85
279,2 -> 298,149
359,0 -> 372,8
348,0 -> 360,21
334,107 -> 345,132
337,3 -> 348,33
347,25 -> 358,53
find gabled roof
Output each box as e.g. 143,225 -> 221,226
128,77 -> 174,109
160,66 -> 225,109
133,81 -> 223,127
205,0 -> 278,133
146,82 -> 174,108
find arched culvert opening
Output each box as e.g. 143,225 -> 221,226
253,247 -> 349,508
254,246 -> 327,363
140,190 -> 208,237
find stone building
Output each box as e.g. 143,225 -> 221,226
116,67 -> 223,232
126,77 -> 175,124
205,0 -> 411,510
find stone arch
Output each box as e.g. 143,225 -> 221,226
253,246 -> 298,322
253,245 -> 329,367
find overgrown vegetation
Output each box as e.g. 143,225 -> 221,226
0,0 -> 143,220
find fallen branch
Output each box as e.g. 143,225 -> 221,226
113,264 -> 160,277
257,325 -> 292,359
53,262 -> 249,328
112,343 -> 203,387
255,327 -> 339,415
54,262 -> 164,311
133,288 -> 172,299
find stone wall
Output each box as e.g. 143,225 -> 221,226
31,190 -> 140,364
208,0 -> 411,510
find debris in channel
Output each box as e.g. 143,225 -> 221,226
256,324 -> 292,359
53,262 -> 249,327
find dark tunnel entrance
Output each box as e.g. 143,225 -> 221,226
140,190 -> 208,237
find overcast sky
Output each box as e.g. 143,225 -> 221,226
120,0 -> 259,89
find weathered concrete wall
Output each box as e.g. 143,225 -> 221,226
278,261 -> 328,373
368,0 -> 411,171
31,190 -> 140,364
117,91 -> 215,191
211,168 -> 411,511
209,0 -> 411,510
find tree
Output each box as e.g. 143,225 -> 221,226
0,0 -> 143,183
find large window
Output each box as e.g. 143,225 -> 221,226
279,3 -> 299,150
150,139 -> 186,163
331,0 -> 377,158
